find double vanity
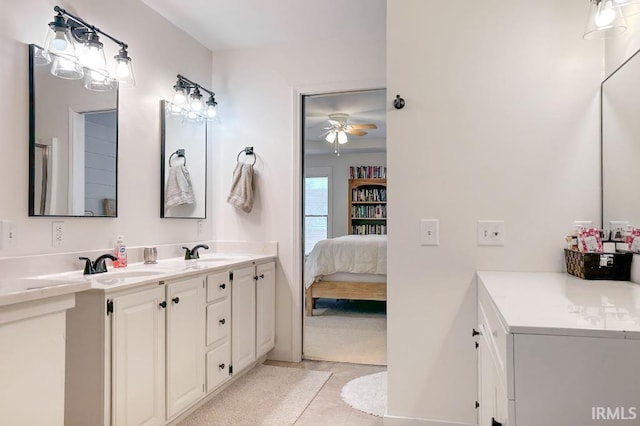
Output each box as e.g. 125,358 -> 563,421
477,271 -> 640,426
0,248 -> 276,426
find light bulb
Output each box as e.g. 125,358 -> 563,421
52,31 -> 68,50
115,60 -> 130,78
191,97 -> 203,111
325,131 -> 337,144
206,105 -> 217,118
596,1 -> 617,27
337,130 -> 348,144
174,91 -> 186,105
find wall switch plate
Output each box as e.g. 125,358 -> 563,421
420,219 -> 439,246
477,220 -> 505,246
52,221 -> 64,247
609,221 -> 629,241
0,220 -> 16,249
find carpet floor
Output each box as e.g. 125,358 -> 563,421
340,371 -> 388,417
178,364 -> 331,426
304,299 -> 386,365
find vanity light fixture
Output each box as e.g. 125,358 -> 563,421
584,0 -> 627,39
171,75 -> 218,121
42,5 -> 135,89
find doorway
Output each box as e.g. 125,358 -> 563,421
301,89 -> 387,365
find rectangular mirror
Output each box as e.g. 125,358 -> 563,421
29,44 -> 118,217
160,100 -> 207,218
602,48 -> 640,229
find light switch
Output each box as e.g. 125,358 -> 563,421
420,219 -> 439,246
477,220 -> 505,246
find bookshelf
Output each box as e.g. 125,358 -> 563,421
348,178 -> 387,235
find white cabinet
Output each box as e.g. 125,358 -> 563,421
111,287 -> 166,426
205,271 -> 231,392
166,276 -> 205,419
256,262 -> 275,358
232,265 -> 257,374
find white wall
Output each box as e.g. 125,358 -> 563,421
211,35 -> 386,361
306,151 -> 387,237
387,1 -> 602,424
0,0 -> 212,256
605,14 -> 640,74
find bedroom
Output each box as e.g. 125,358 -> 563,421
302,89 -> 387,365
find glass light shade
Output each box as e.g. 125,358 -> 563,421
613,0 -> 640,16
80,36 -> 108,75
190,90 -> 203,111
325,131 -> 337,144
187,110 -> 198,120
584,0 -> 627,39
84,70 -> 116,91
337,130 -> 348,144
44,26 -> 77,61
50,54 -> 84,80
111,56 -> 136,87
206,104 -> 217,118
33,45 -> 51,66
174,88 -> 187,105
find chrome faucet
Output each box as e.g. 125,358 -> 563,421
182,244 -> 209,260
79,254 -> 118,275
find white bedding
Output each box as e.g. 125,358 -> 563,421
304,235 -> 387,288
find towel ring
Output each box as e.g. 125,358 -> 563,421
169,149 -> 186,167
237,147 -> 256,166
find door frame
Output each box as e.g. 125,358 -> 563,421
291,83 -> 386,361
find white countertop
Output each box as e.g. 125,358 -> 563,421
0,253 -> 275,307
477,271 -> 640,339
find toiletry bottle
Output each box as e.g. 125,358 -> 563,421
113,235 -> 127,268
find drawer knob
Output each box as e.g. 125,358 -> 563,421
159,301 -> 167,309
219,363 -> 225,370
259,274 -> 265,279
219,318 -> 226,325
220,283 -> 226,290
472,328 -> 480,337
492,418 -> 502,426
172,297 -> 180,304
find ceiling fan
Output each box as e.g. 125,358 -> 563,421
321,113 -> 377,156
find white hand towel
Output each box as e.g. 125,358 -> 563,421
227,162 -> 254,213
165,165 -> 195,208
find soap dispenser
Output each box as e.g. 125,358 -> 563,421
113,235 -> 128,268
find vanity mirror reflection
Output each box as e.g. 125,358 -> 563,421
601,48 -> 640,229
160,100 -> 207,219
29,44 -> 118,217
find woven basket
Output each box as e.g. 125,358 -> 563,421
564,249 -> 632,281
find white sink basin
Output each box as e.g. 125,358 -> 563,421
92,268 -> 171,285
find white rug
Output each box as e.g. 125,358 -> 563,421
179,364 -> 331,426
304,299 -> 386,365
340,371 -> 388,417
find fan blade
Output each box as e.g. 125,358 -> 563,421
348,123 -> 377,130
346,129 -> 368,136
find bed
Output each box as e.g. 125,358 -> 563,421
304,234 -> 387,316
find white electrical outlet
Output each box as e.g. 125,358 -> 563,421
52,221 -> 64,247
0,220 -> 16,249
420,219 -> 439,246
609,221 -> 629,241
477,220 -> 505,246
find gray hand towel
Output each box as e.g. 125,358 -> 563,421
165,165 -> 195,208
227,162 -> 254,213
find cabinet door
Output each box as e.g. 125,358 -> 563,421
256,262 -> 276,358
232,266 -> 256,374
111,287 -> 165,426
166,277 -> 206,419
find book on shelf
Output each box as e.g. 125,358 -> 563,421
349,165 -> 387,180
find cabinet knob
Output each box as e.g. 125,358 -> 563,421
492,418 -> 502,426
159,301 -> 167,309
219,318 -> 226,325
219,363 -> 225,370
259,274 -> 265,279
172,297 -> 180,304
220,283 -> 226,290
253,275 -> 259,281
472,328 -> 480,337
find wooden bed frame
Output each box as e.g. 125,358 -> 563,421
305,280 -> 387,316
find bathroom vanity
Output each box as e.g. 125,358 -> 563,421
62,253 -> 276,425
477,271 -> 640,426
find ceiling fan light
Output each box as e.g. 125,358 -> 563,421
325,131 -> 337,144
337,130 -> 348,144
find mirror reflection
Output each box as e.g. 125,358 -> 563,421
602,49 -> 640,229
29,44 -> 118,217
161,100 -> 207,219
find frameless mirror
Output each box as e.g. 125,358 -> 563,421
29,44 -> 118,217
160,100 -> 207,218
601,49 -> 640,229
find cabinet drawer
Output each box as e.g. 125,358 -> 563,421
206,342 -> 231,393
207,271 -> 230,302
478,283 -> 508,384
206,298 -> 231,347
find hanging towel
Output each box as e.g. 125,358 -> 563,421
165,165 -> 195,208
227,162 -> 254,213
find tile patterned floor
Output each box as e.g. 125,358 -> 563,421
264,360 -> 386,426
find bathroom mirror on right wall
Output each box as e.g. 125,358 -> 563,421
160,100 -> 207,219
601,48 -> 640,230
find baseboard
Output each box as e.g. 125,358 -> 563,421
383,414 -> 477,426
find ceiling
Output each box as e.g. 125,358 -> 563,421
304,89 -> 387,156
140,0 -> 386,51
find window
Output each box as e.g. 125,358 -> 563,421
304,175 -> 330,255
